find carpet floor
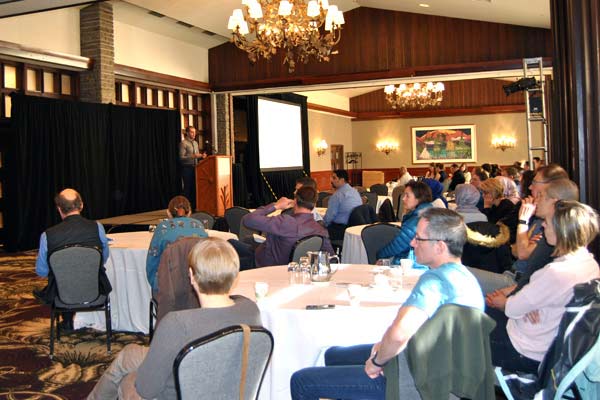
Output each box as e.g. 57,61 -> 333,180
0,253 -> 147,399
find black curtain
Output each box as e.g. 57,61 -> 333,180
243,93 -> 310,206
6,94 -> 180,251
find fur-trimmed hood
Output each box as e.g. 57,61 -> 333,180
466,222 -> 510,248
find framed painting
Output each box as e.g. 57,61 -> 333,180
411,125 -> 477,163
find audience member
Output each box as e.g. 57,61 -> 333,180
486,201 -> 599,373
34,189 -> 110,331
397,166 -> 413,186
436,163 -> 447,183
423,178 -> 447,208
519,170 -> 535,198
294,176 -> 323,223
533,156 -> 543,170
460,163 -> 471,184
323,169 -> 362,241
480,178 -> 517,239
88,238 -> 261,400
233,186 -> 333,268
290,208 -> 484,400
377,181 -> 432,263
497,176 -> 521,205
454,184 -> 487,223
448,163 -> 466,191
481,163 -> 492,177
146,196 -> 207,291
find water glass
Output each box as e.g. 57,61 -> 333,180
254,282 -> 269,300
347,284 -> 362,307
376,259 -> 391,268
287,262 -> 301,285
202,219 -> 210,230
299,256 -> 311,284
148,224 -> 157,233
400,258 -> 414,275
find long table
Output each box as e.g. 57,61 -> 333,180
74,230 -> 238,333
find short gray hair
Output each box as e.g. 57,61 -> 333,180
419,208 -> 467,257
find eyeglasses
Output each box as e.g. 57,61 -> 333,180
532,179 -> 550,185
413,235 -> 442,242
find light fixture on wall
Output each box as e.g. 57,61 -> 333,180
227,0 -> 345,73
315,139 -> 328,156
376,141 -> 398,156
384,82 -> 445,109
492,136 -> 516,151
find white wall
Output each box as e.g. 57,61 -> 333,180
0,8 -> 80,55
300,91 -> 350,111
351,113 -> 544,168
308,110 -> 353,171
114,20 -> 209,82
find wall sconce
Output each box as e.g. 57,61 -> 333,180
376,141 -> 398,155
315,139 -> 328,156
492,136 -> 516,151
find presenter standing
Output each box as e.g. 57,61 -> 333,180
179,126 -> 201,210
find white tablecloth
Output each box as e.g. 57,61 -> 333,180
231,264 -> 423,400
341,222 -> 402,264
74,229 -> 238,333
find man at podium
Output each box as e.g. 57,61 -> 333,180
179,126 -> 202,209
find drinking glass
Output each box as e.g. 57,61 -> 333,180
347,284 -> 362,307
287,262 -> 301,285
202,219 -> 210,230
254,282 -> 269,300
299,256 -> 311,284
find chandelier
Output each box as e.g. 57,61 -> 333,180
384,82 -> 445,109
228,0 -> 345,73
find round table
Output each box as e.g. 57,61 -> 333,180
231,264 -> 423,400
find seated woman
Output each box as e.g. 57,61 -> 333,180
88,238 -> 262,400
497,176 -> 521,205
486,200 -> 599,373
423,178 -> 448,208
376,180 -> 432,263
146,195 -> 207,292
454,184 -> 487,224
480,178 -> 518,243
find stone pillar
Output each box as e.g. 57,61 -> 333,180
214,93 -> 233,156
550,0 -> 600,258
80,2 -> 115,104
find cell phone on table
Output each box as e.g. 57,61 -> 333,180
306,304 -> 335,310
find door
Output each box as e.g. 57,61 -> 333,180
330,144 -> 343,171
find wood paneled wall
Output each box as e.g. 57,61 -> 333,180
209,8 -> 552,90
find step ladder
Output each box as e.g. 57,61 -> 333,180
523,57 -> 549,167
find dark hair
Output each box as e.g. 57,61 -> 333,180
295,176 -> 317,189
420,208 -> 467,257
295,186 -> 317,210
168,195 -> 191,217
185,126 -> 195,134
54,190 -> 83,214
520,170 -> 535,197
333,169 -> 349,182
481,163 -> 492,173
505,166 -> 519,179
406,180 -> 432,204
472,168 -> 488,182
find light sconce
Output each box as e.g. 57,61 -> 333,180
315,139 -> 328,156
492,136 -> 516,151
376,141 -> 398,156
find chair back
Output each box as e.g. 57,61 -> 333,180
49,245 -> 103,306
225,207 -> 251,236
361,223 -> 401,264
378,198 -> 396,223
174,325 -> 273,400
348,204 -> 378,227
317,191 -> 330,207
370,184 -> 388,196
462,222 -> 512,274
290,235 -> 323,262
385,304 -> 496,400
190,211 -> 215,230
321,195 -> 332,208
155,237 -> 203,323
391,185 -> 405,219
364,192 -> 378,209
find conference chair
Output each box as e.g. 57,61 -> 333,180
391,185 -> 405,220
378,198 -> 395,222
190,211 -> 215,230
321,195 -> 332,208
364,192 -> 378,210
173,324 -> 274,400
384,304 -> 496,400
370,183 -> 388,196
290,235 -> 323,263
361,223 -> 401,264
225,206 -> 251,236
348,204 -> 378,227
47,245 -> 111,358
317,191 -> 331,207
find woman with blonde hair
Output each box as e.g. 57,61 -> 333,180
89,238 -> 262,400
486,201 -> 599,373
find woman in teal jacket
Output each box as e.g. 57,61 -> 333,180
377,180 -> 432,263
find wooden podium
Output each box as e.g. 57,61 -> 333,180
195,155 -> 233,216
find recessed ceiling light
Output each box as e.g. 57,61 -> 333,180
419,3 -> 430,7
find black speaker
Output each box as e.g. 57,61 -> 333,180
529,96 -> 543,114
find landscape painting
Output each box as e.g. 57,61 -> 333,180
411,125 -> 476,163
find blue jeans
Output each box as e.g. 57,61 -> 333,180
290,344 -> 386,400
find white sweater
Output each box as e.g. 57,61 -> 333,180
506,247 -> 599,361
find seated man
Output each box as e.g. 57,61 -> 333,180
232,186 -> 333,268
290,208 -> 484,400
146,196 -> 207,292
87,238 -> 261,400
34,188 -> 110,331
294,176 -> 324,223
323,169 -> 362,241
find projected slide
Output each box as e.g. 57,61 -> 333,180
258,97 -> 304,171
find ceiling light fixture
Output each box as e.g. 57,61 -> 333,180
228,0 -> 345,73
384,82 -> 445,109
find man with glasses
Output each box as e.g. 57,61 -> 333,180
290,208 -> 484,400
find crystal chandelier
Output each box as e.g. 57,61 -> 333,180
384,82 -> 445,109
228,0 -> 345,73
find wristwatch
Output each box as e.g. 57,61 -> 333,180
371,352 -> 387,368
518,219 -> 529,225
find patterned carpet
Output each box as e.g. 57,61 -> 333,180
0,253 -> 147,399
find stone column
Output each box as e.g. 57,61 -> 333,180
80,2 -> 115,104
214,93 -> 233,156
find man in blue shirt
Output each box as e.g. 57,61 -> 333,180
323,169 -> 362,241
34,188 -> 110,331
290,208 -> 484,400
